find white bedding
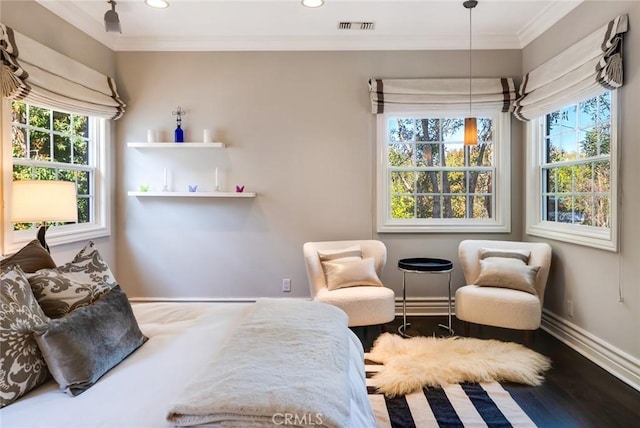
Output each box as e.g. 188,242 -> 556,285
0,302 -> 376,428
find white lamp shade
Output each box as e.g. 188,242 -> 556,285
11,180 -> 78,223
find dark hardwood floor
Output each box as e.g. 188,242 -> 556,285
352,316 -> 640,428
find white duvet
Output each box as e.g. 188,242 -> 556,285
0,301 -> 376,428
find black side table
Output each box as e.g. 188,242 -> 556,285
397,258 -> 454,337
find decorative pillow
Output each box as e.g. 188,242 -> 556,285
317,245 -> 362,262
0,240 -> 56,273
27,241 -> 118,318
475,258 -> 540,295
480,248 -> 531,264
32,285 -> 148,397
322,257 -> 383,291
0,265 -> 50,408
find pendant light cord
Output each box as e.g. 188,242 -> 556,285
469,4 -> 472,117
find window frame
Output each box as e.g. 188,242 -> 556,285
525,90 -> 619,252
2,98 -> 111,255
376,109 -> 512,233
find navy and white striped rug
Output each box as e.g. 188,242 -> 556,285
366,357 -> 536,427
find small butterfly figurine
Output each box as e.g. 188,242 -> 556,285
188,185 -> 198,192
235,185 -> 245,193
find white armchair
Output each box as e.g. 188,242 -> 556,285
455,240 -> 552,338
303,240 -> 396,327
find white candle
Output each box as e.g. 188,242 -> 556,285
163,168 -> 167,187
147,129 -> 156,143
203,129 -> 212,143
215,168 -> 219,188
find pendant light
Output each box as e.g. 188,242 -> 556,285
463,0 -> 478,146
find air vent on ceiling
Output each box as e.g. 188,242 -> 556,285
338,21 -> 375,31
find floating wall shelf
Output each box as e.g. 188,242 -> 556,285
127,142 -> 226,149
128,191 -> 256,198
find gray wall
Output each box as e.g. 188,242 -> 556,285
523,1 -> 640,358
114,50 -> 521,299
1,0 -> 117,267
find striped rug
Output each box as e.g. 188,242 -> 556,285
366,357 -> 537,427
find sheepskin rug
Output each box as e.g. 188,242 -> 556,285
367,333 -> 551,397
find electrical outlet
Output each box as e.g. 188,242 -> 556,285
567,300 -> 574,318
282,278 -> 291,292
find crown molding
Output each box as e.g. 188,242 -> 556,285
518,0 -> 583,48
113,34 -> 522,52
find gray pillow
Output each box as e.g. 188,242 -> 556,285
32,285 -> 148,396
27,241 -> 118,318
0,240 -> 56,273
0,265 -> 50,408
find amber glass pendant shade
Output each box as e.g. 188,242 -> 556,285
464,117 -> 477,146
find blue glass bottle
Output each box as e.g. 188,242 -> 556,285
175,124 -> 184,143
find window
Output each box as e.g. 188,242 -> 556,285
376,111 -> 511,233
3,99 -> 110,253
526,91 -> 618,251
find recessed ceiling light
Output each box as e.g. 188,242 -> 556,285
302,0 -> 324,8
145,0 -> 169,9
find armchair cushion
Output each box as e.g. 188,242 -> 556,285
322,257 -> 383,290
475,258 -> 540,295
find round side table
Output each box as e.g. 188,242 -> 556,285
397,258 -> 454,337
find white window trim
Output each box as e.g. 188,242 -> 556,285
1,98 -> 111,255
525,91 -> 619,252
376,110 -> 511,233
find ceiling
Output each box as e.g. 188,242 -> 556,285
37,0 -> 585,51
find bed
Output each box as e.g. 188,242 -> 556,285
1,299 -> 376,427
0,242 -> 376,428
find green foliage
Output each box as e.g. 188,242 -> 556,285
11,101 -> 92,231
388,117 -> 493,220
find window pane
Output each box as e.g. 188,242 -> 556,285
12,126 -> 27,159
472,195 -> 491,218
29,130 -> 51,161
416,143 -> 440,167
594,161 -> 610,193
72,115 -> 89,138
598,92 -> 611,122
573,164 -> 593,193
443,144 -> 464,167
13,164 -> 32,181
594,196 -> 610,228
556,166 -> 572,193
29,106 -> 50,129
53,111 -> 71,134
444,171 -> 465,193
416,171 -> 441,194
545,196 -> 557,221
78,196 -> 91,223
417,195 -> 436,218
34,167 -> 56,180
446,196 -> 466,218
73,137 -> 89,165
557,197 -> 573,223
574,196 -> 592,226
471,171 -> 492,194
544,167 -> 556,193
76,170 -> 90,196
391,171 -> 415,193
442,119 -> 464,142
469,142 -> 492,166
54,135 -> 71,164
12,101 -> 26,124
424,119 -> 440,142
598,124 -> 611,155
391,195 -> 415,219
389,143 -> 413,167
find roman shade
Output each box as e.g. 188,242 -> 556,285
513,14 -> 628,121
0,24 -> 125,120
368,78 -> 516,114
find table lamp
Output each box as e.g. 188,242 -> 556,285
11,180 -> 78,252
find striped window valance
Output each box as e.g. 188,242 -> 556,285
368,78 -> 516,114
513,14 -> 628,121
1,24 -> 125,120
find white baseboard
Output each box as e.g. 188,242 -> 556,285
128,297 -> 311,303
541,309 -> 640,392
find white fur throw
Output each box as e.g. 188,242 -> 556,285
367,333 -> 551,397
167,299 -> 350,428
